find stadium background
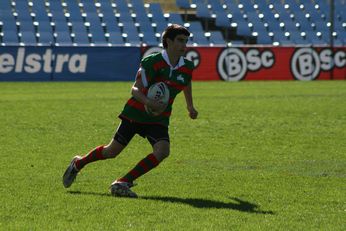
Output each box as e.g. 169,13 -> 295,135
0,0 -> 345,81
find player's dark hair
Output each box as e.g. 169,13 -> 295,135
161,24 -> 190,49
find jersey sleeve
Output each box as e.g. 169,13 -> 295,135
183,58 -> 195,82
140,55 -> 156,86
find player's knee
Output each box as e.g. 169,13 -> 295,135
153,140 -> 170,161
103,144 -> 122,158
160,149 -> 170,159
154,147 -> 170,161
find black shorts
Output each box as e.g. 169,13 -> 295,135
114,118 -> 169,146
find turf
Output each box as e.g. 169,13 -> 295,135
0,81 -> 345,230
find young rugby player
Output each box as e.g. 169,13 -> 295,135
63,24 -> 198,197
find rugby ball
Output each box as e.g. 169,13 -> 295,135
145,82 -> 170,116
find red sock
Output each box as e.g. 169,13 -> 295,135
119,153 -> 160,183
75,146 -> 105,170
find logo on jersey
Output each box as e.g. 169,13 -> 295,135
177,75 -> 184,83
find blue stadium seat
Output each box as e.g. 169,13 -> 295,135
207,0 -> 224,13
168,13 -> 184,25
14,0 -> 32,19
65,0 -> 84,22
255,0 -> 269,12
188,21 -> 204,33
125,33 -> 141,45
116,0 -> 131,13
141,30 -> 158,46
37,20 -> 53,33
89,23 -> 107,45
272,30 -> 289,44
73,30 -> 90,45
295,18 -> 313,32
236,21 -> 252,37
148,3 -> 166,23
47,0 -> 64,12
191,31 -> 209,45
138,22 -> 154,33
85,12 -> 101,22
108,31 -> 124,45
215,11 -> 230,28
72,22 -> 89,45
0,9 -> 19,45
290,32 -> 308,45
71,22 -> 88,35
32,8 -> 51,23
283,20 -> 299,32
19,20 -> 35,32
1,16 -> 18,34
252,21 -> 268,34
196,1 -> 211,19
176,0 -> 191,10
256,32 -> 272,44
122,22 -> 141,44
2,30 -> 19,45
38,31 -> 54,45
80,1 -> 98,14
53,21 -> 70,34
246,12 -> 259,24
314,21 -> 329,32
55,31 -> 73,45
118,11 -> 134,23
134,11 -> 152,25
305,31 -> 319,43
153,21 -> 168,34
122,22 -> 138,34
230,40 -> 245,45
104,21 -> 121,35
209,30 -> 225,45
20,31 -> 37,45
131,0 -> 147,16
101,10 -> 118,27
224,0 -> 244,21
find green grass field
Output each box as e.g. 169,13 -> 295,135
1,81 -> 345,230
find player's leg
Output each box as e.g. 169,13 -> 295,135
76,118 -> 136,169
110,124 -> 170,197
116,125 -> 170,184
110,140 -> 169,198
63,119 -> 134,188
152,140 -> 170,161
62,139 -> 126,188
74,138 -> 125,170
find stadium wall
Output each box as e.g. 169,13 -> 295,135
0,46 -> 140,81
0,46 -> 345,81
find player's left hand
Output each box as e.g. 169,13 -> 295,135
187,106 -> 198,119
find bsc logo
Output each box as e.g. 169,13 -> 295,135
291,48 -> 346,81
217,48 -> 275,81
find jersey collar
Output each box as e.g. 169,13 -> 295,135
162,50 -> 185,70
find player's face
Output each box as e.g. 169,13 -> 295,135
168,34 -> 188,56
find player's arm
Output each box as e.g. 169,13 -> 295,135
183,82 -> 198,119
131,75 -> 149,105
131,69 -> 163,111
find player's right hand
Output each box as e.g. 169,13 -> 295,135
146,99 -> 167,113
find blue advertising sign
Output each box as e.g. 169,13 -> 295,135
0,46 -> 141,81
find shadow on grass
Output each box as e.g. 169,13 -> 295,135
141,196 -> 274,214
68,191 -> 274,214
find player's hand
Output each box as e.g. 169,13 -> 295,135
146,99 -> 167,113
187,106 -> 198,119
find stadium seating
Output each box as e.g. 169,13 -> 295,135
0,0 -> 345,46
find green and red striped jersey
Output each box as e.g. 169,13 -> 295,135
119,50 -> 194,127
